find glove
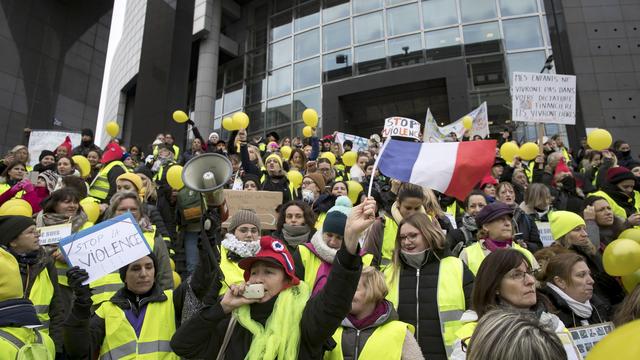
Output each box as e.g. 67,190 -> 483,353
66,266 -> 92,303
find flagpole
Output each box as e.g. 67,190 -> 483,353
367,137 -> 391,198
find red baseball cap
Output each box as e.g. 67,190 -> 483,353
239,236 -> 300,286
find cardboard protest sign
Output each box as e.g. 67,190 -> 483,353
334,132 -> 369,152
536,221 -> 554,247
38,223 -> 72,245
511,72 -> 576,124
222,190 -> 283,230
27,130 -> 82,167
568,322 -> 614,359
59,213 -> 151,284
382,117 -> 421,140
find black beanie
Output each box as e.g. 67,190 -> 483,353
81,128 -> 94,138
0,216 -> 36,246
38,150 -> 55,162
134,166 -> 154,180
119,252 -> 158,282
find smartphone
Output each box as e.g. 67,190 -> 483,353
242,284 -> 265,299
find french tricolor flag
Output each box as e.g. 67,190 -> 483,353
377,139 -> 497,200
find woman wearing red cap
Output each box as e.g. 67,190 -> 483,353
170,198 -> 377,359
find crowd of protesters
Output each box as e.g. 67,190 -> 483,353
0,120 -> 639,360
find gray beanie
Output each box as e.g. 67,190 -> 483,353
228,209 -> 261,234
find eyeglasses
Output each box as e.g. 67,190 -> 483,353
302,180 -> 315,186
507,269 -> 538,282
398,232 -> 420,242
236,227 -> 259,235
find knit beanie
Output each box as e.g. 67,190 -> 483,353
81,128 -> 94,138
102,142 -> 124,164
265,153 -> 283,168
606,166 -> 635,184
0,216 -> 36,246
322,196 -> 352,237
58,136 -> 72,154
134,166 -> 154,180
119,253 -> 158,282
117,173 -> 143,192
549,211 -> 586,241
305,172 -> 326,191
229,209 -> 262,234
0,246 -> 23,301
38,150 -> 55,162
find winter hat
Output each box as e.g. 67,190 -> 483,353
134,166 -> 154,180
0,246 -> 23,301
119,252 -> 158,282
116,173 -> 143,192
479,174 -> 498,189
58,136 -> 72,154
606,166 -> 635,184
266,131 -> 280,142
549,211 -> 586,241
242,173 -> 261,188
38,170 -> 59,193
0,216 -> 36,246
265,153 -> 283,168
322,196 -> 352,237
81,128 -> 94,138
101,142 -> 124,164
239,236 -> 299,286
475,201 -> 513,228
209,132 -> 219,142
38,150 -> 56,162
229,209 -> 261,234
304,172 -> 326,191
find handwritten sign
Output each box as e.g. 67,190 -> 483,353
569,322 -> 614,359
334,132 -> 369,152
382,117 -> 421,140
59,213 -> 151,284
27,130 -> 82,167
536,221 -> 554,247
511,72 -> 576,125
222,190 -> 282,230
38,223 -> 72,245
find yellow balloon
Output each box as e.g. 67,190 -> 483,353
287,170 -> 303,188
232,112 -> 250,129
106,121 -> 120,138
603,238 -> 640,276
173,271 -> 182,289
518,142 -> 540,161
462,116 -> 473,130
499,142 -> 519,162
302,108 -> 318,127
72,155 -> 91,178
587,319 -> 640,360
621,268 -> 640,293
320,152 -> 336,166
346,180 -> 364,205
0,199 -> 32,217
302,126 -> 314,138
79,198 -> 100,223
169,258 -> 176,271
619,228 -> 640,244
222,117 -> 235,131
280,145 -> 292,160
587,129 -> 613,151
342,151 -> 357,167
172,110 -> 189,123
167,165 -> 184,190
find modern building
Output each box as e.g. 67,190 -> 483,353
0,0 -> 113,154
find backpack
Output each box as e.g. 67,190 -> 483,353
0,329 -> 51,360
176,188 -> 203,224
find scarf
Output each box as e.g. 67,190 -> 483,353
400,249 -> 428,269
483,237 -> 512,252
281,224 -> 311,247
546,282 -> 593,319
309,231 -> 337,264
462,213 -> 478,232
221,233 -> 260,258
234,282 -> 310,360
347,301 -> 388,330
0,299 -> 41,327
36,211 -> 88,233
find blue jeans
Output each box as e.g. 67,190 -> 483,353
183,231 -> 200,275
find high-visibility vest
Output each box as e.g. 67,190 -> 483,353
95,290 -> 178,360
454,321 -> 477,351
314,212 -> 327,230
382,256 -> 466,357
382,215 -> 399,262
28,268 -> 54,334
218,245 -> 245,296
0,327 -> 55,360
88,161 -> 128,200
55,221 -> 94,287
153,144 -> 180,162
588,190 -> 629,219
298,245 -> 373,288
0,183 -> 24,199
324,321 -> 414,360
464,241 -> 535,276
90,229 -> 156,306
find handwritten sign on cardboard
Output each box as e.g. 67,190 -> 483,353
222,190 -> 283,230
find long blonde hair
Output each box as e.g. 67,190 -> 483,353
423,188 -> 445,218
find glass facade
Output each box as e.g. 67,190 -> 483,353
212,0 -> 555,140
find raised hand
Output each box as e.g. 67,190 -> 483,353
343,197 -> 377,255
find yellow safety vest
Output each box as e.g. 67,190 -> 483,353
588,191 -> 629,219
90,230 -> 156,306
454,321 -> 477,350
89,161 -> 128,200
153,144 -> 180,162
464,242 -> 535,276
324,321 -> 414,360
28,268 -> 54,334
0,327 -> 55,360
382,256 -> 466,357
314,212 -> 327,230
218,246 -> 246,296
298,245 -> 372,287
95,290 -> 178,360
382,216 -> 399,263
0,183 -> 25,199
55,221 -> 94,287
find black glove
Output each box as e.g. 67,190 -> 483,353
186,119 -> 195,126
66,266 -> 92,303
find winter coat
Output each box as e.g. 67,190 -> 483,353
169,246 -> 363,360
538,286 -> 610,328
513,207 -> 542,252
72,143 -> 102,157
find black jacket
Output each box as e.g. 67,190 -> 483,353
394,251 -> 474,360
539,285 -> 610,328
170,246 -> 363,360
72,143 -> 101,157
513,207 -> 542,252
